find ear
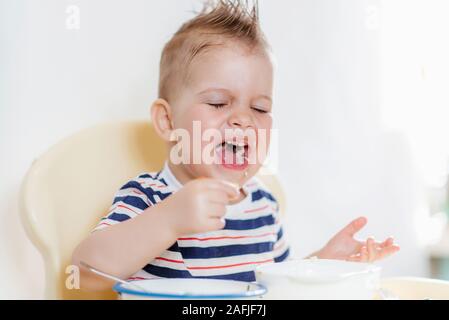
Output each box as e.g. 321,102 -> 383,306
150,98 -> 175,142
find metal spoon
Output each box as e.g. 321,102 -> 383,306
80,261 -> 150,293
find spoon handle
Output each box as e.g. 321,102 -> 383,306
80,261 -> 148,293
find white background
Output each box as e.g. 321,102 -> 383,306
2,0 -> 446,299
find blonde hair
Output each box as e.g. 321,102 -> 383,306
158,0 -> 270,103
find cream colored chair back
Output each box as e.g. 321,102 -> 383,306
381,277 -> 449,300
19,120 -> 286,300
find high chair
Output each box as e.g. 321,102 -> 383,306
380,277 -> 449,300
19,120 -> 286,300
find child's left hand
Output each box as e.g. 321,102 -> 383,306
315,217 -> 400,262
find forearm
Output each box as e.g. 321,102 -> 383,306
72,203 -> 178,290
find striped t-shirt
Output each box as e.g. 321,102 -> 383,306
94,163 -> 290,282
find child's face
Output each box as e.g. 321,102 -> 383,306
169,43 -> 274,187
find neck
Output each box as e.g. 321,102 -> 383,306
166,161 -> 247,204
166,161 -> 194,186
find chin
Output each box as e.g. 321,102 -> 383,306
210,163 -> 260,186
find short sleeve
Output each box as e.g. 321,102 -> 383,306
92,178 -> 153,232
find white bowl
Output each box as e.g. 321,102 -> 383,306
114,278 -> 267,300
255,259 -> 381,300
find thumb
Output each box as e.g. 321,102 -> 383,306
216,180 -> 241,201
195,177 -> 240,202
337,216 -> 368,237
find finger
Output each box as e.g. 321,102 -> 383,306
377,245 -> 400,260
220,180 -> 240,192
359,246 -> 369,262
207,189 -> 231,205
367,238 -> 376,262
208,203 -> 227,218
206,179 -> 240,201
380,237 -> 394,248
338,216 -> 368,237
207,217 -> 226,231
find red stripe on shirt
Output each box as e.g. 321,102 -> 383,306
116,204 -> 140,215
147,183 -> 167,189
137,180 -> 166,189
155,257 -> 184,264
244,204 -> 269,213
187,258 -> 274,270
178,232 -> 277,242
131,190 -> 145,196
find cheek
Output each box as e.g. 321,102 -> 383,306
257,116 -> 273,146
180,106 -> 223,130
174,106 -> 225,154
174,106 -> 219,135
190,108 -> 227,150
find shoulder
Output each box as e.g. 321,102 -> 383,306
115,171 -> 173,206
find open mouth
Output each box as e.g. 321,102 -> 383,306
215,139 -> 249,170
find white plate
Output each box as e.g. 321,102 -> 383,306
114,278 -> 267,300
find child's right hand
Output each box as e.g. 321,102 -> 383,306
73,179 -> 239,291
162,178 -> 240,236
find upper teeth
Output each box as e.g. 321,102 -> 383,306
225,141 -> 245,147
225,142 -> 243,152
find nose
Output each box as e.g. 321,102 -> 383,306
227,107 -> 254,129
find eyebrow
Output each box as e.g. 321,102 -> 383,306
197,88 -> 231,96
197,88 -> 272,102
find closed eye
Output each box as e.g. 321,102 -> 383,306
252,107 -> 269,114
208,103 -> 227,109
